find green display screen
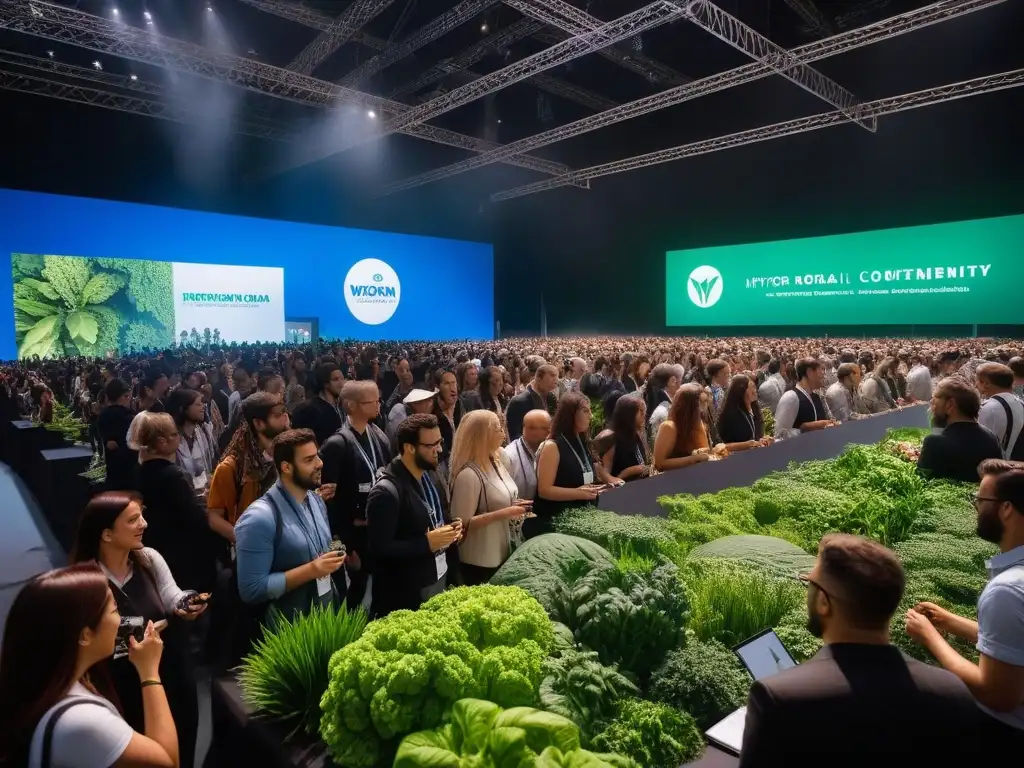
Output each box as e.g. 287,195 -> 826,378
666,214 -> 1024,327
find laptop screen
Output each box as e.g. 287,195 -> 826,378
734,629 -> 797,681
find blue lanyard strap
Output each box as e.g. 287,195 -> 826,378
350,426 -> 379,478
275,484 -> 328,558
420,474 -> 444,529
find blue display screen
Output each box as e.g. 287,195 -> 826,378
0,189 -> 494,359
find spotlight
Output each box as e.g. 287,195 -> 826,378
93,60 -> 103,70
46,50 -> 54,58
480,21 -> 489,34
367,109 -> 376,119
496,118 -> 502,124
130,74 -> 138,81
111,7 -> 119,15
207,3 -> 214,11
146,19 -> 153,26
143,11 -> 152,21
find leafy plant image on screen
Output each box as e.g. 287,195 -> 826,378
12,253 -> 174,358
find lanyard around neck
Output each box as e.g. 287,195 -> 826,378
420,475 -> 444,528
515,439 -> 536,483
349,424 -> 379,478
276,484 -> 327,558
564,434 -> 592,474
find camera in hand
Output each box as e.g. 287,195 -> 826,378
114,615 -> 144,660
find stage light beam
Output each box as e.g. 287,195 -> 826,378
367,109 -> 376,119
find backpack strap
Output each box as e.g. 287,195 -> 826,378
41,699 -> 105,768
263,492 -> 286,553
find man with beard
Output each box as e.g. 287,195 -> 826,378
207,392 -> 291,546
906,460 -> 1024,751
366,414 -> 462,618
739,534 -> 979,765
917,378 -> 1002,483
235,428 -> 346,623
290,362 -> 345,447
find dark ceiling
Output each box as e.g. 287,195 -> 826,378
0,0 -> 1021,249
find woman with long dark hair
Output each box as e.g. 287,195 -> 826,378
717,374 -> 773,452
531,393 -> 623,539
70,492 -> 205,768
0,564 -> 179,768
653,383 -> 727,471
478,365 -> 508,418
600,396 -> 650,482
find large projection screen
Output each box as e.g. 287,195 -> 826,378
666,214 -> 1024,327
0,189 -> 494,359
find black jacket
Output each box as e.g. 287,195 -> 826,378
137,459 -> 216,592
739,644 -> 981,766
320,422 -> 393,540
290,395 -> 344,447
917,421 -> 1002,483
98,403 -> 137,491
505,386 -> 558,441
366,457 -> 455,617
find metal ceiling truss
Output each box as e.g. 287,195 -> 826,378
0,60 -> 294,142
685,0 -> 875,132
390,16 -> 541,97
339,0 -> 499,87
0,0 -> 585,185
242,1 -> 612,113
506,0 -> 692,86
286,0 -> 397,75
491,67 -> 1024,201
374,0 -> 1001,197
782,0 -> 836,37
262,0 -> 686,176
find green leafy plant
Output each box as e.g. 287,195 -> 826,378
683,558 -> 804,646
648,640 -> 751,730
761,406 -> 775,438
13,255 -> 124,357
237,602 -> 367,737
393,699 -> 637,768
490,533 -> 615,614
319,585 -> 553,767
591,697 -> 704,768
550,561 -> 689,683
539,648 -> 638,738
553,508 -> 685,562
38,401 -> 88,442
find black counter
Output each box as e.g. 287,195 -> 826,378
599,405 -> 930,517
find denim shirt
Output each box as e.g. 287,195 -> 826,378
976,544 -> 1024,731
235,482 -> 339,621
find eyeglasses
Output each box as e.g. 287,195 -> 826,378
969,492 -> 1002,507
797,574 -> 835,600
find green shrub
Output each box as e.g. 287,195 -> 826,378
319,586 -> 552,767
592,698 -> 705,768
552,507 -> 685,562
773,607 -> 823,662
648,640 -> 751,730
688,535 -> 816,579
683,558 -> 804,646
539,648 -> 638,738
490,533 -> 614,614
237,602 -> 367,737
551,561 -> 690,683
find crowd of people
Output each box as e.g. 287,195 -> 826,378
0,333 -> 1023,766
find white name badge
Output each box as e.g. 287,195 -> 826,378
316,575 -> 332,598
358,482 -> 372,494
434,552 -> 448,581
192,470 -> 208,490
582,470 -> 594,485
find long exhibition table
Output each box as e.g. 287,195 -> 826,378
599,404 -> 931,517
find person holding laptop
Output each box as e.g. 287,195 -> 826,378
739,534 -> 980,765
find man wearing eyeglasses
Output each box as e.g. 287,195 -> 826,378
740,534 -> 980,765
366,414 -> 462,618
906,459 -> 1024,751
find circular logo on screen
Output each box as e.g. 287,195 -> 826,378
687,265 -> 723,309
344,259 -> 401,325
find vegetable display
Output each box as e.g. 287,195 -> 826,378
232,427 -> 988,767
319,586 -> 552,767
393,699 -> 637,768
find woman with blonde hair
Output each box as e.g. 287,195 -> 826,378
448,410 -> 533,585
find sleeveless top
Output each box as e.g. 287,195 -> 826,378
534,433 -> 592,520
610,434 -> 646,480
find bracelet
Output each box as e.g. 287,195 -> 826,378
141,679 -> 163,688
